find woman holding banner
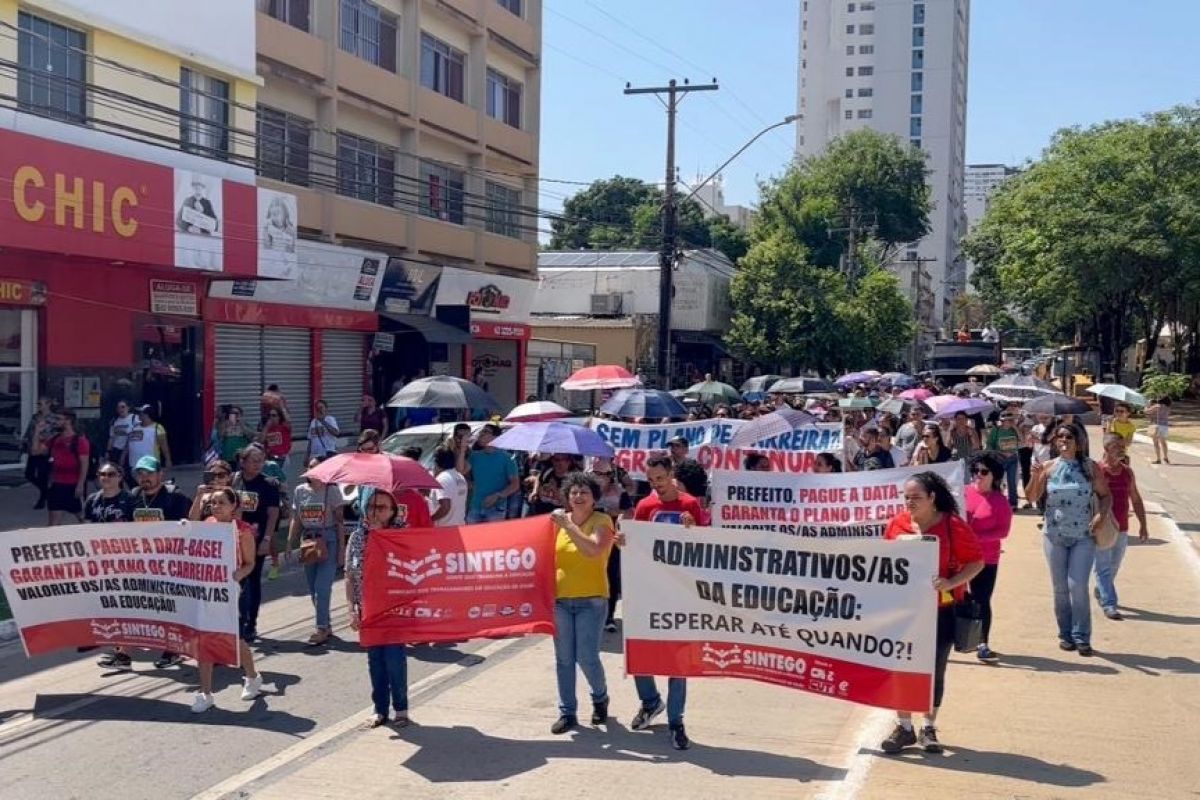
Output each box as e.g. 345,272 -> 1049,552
192,488 -> 262,713
881,472 -> 984,754
965,452 -> 1014,663
548,473 -> 615,734
346,488 -> 411,729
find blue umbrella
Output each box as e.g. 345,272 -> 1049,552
879,372 -> 916,388
599,388 -> 688,420
835,371 -> 876,387
491,421 -> 615,457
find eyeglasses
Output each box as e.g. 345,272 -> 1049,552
98,470 -> 120,478
972,467 -> 992,476
210,471 -> 231,479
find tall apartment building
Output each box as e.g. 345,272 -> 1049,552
964,162 -> 1016,288
796,0 -> 969,334
256,0 -> 543,410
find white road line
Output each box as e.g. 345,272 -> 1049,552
815,709 -> 893,800
188,636 -> 522,800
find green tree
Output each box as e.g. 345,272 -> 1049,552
837,269 -> 918,369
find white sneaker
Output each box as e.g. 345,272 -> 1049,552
240,674 -> 263,701
190,692 -> 215,713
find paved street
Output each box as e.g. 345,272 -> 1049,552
0,436 -> 1197,799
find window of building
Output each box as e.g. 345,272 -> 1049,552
912,26 -> 925,47
859,44 -> 874,54
858,66 -> 873,76
846,24 -> 855,34
257,107 -> 312,186
180,68 -> 230,158
17,12 -> 86,123
911,95 -> 923,114
485,181 -> 522,238
859,24 -> 874,34
259,0 -> 310,31
860,1 -> 875,9
337,132 -> 395,206
847,2 -> 855,11
419,161 -> 465,224
496,0 -> 522,16
845,109 -> 854,120
486,68 -> 522,128
845,67 -> 854,77
421,33 -> 466,102
911,72 -> 924,92
858,87 -> 873,97
340,0 -> 398,72
857,109 -> 872,119
846,45 -> 855,55
913,3 -> 926,24
845,88 -> 854,98
905,249 -> 919,261
912,49 -> 924,69
910,138 -> 921,149
910,117 -> 922,137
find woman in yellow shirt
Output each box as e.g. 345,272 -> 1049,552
549,472 -> 615,735
1109,403 -> 1136,446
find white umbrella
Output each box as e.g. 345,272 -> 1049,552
1087,384 -> 1147,407
730,408 -> 818,449
966,364 -> 1003,376
504,400 -> 572,422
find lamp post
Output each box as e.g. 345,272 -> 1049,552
681,114 -> 802,206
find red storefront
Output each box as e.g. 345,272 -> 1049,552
0,127 -> 296,464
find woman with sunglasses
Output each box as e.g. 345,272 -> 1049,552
259,407 -> 293,471
912,423 -> 951,465
188,460 -> 234,521
587,456 -> 632,633
965,452 -> 1014,663
1027,424 -> 1112,656
346,488 -> 411,729
192,488 -> 263,713
288,456 -> 346,646
84,461 -> 136,524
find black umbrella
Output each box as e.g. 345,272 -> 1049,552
769,376 -> 836,395
1023,394 -> 1092,416
386,376 -> 500,411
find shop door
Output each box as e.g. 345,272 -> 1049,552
263,328 -> 312,435
0,309 -> 36,467
322,331 -> 365,437
214,325 -> 265,423
139,323 -> 202,464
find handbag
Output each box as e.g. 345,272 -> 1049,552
299,534 -> 328,565
1090,493 -> 1120,551
941,517 -> 985,652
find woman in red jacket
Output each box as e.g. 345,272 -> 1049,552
882,471 -> 984,755
965,452 -> 1014,664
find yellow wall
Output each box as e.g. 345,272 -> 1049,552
0,1 -> 19,101
532,326 -> 638,371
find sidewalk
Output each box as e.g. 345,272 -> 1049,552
209,493 -> 1200,799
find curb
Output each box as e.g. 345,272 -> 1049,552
1132,433 -> 1200,459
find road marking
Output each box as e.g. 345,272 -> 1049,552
815,708 -> 893,800
188,636 -> 522,800
1145,501 -> 1200,585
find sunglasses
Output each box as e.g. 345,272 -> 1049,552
98,470 -> 120,478
592,470 -> 614,477
972,467 -> 991,476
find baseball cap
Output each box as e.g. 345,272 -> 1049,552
668,435 -> 688,447
135,404 -> 153,414
134,455 -> 161,473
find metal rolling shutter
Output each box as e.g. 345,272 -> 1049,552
321,331 -> 365,438
262,327 -> 312,438
214,325 -> 264,421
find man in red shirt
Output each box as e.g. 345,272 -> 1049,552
35,410 -> 90,525
629,455 -> 707,751
394,487 -> 433,529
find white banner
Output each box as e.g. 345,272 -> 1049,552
0,522 -> 240,664
712,461 -> 965,537
589,418 -> 843,479
621,520 -> 938,712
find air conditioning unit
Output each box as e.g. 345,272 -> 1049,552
589,293 -> 623,315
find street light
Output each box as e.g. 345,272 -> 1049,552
681,114 -> 801,205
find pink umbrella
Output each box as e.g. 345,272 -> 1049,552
561,365 -> 640,392
505,400 -> 572,422
302,453 -> 440,493
899,388 -> 934,402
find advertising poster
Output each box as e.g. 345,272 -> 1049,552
174,170 -> 224,271
256,188 -> 299,279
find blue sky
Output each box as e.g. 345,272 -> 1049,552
538,0 -> 1200,225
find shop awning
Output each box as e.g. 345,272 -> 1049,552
380,313 -> 471,344
672,330 -> 731,355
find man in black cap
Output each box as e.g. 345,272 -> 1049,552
667,435 -> 689,467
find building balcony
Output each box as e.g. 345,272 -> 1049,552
439,0 -> 484,26
418,87 -> 480,143
332,194 -> 409,248
483,116 -> 535,165
336,51 -> 413,116
482,231 -> 536,273
486,3 -> 539,58
257,12 -> 326,78
414,215 -> 476,261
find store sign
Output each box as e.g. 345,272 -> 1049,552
0,128 -> 294,277
149,279 -> 199,316
0,277 -> 47,306
436,266 -> 534,325
470,321 -> 530,340
377,259 -> 441,315
208,241 -> 384,311
373,332 -> 396,352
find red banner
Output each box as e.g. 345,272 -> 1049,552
360,517 -> 556,646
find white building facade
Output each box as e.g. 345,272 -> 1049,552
796,0 -> 970,331
964,163 -> 1017,287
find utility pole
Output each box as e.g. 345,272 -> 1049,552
624,79 -> 718,389
902,255 -> 938,371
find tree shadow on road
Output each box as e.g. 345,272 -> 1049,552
391,719 -> 845,784
956,653 -> 1118,675
861,744 -> 1104,788
1118,605 -> 1200,626
30,692 -> 317,734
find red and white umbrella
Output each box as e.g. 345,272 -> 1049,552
302,453 -> 440,494
505,400 -> 572,422
561,364 -> 641,392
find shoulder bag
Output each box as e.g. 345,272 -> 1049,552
944,516 -> 984,652
1085,460 -> 1120,551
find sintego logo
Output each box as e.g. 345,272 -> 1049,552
738,647 -> 808,676
386,550 -> 444,586
90,620 -> 122,640
443,547 -> 537,575
700,643 -> 743,670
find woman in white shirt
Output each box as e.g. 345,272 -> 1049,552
306,399 -> 341,462
106,400 -> 137,463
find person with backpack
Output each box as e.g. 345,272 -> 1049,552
34,410 -> 90,526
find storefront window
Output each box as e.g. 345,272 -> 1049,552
0,310 -> 37,467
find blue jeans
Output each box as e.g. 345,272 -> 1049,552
553,597 -> 608,716
303,529 -> 338,629
1001,454 -> 1020,507
1093,531 -> 1129,611
367,644 -> 408,717
635,675 -> 687,726
1043,533 -> 1096,645
467,505 -> 507,524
